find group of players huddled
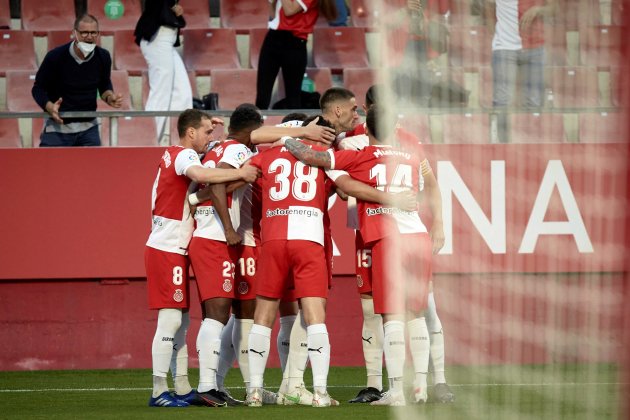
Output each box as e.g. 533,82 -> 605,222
145,85 -> 456,408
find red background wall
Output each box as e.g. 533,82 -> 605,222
0,146 -> 626,370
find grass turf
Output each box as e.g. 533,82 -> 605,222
0,364 -> 620,420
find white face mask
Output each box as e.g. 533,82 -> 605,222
77,41 -> 96,56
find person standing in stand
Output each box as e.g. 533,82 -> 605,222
135,0 -> 192,144
32,14 -> 123,147
255,0 -> 337,110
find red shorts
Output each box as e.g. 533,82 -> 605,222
355,230 -> 373,294
233,245 -> 258,300
257,240 -> 328,300
370,233 -> 432,315
145,246 -> 190,310
189,236 -> 238,302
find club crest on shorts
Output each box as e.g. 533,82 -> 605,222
173,289 -> 184,302
357,275 -> 363,288
238,281 -> 248,295
223,279 -> 232,292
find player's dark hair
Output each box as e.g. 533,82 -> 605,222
365,85 -> 382,108
281,112 -> 308,123
303,114 -> 334,129
320,87 -> 355,112
366,105 -> 395,143
229,103 -> 264,132
177,108 -> 210,138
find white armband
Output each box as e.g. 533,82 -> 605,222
188,192 -> 200,206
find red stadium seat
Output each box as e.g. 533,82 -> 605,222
276,67 -> 334,99
510,113 -> 565,143
101,116 -> 157,146
0,30 -> 37,75
579,25 -> 622,67
87,0 -> 142,34
249,28 -> 268,69
448,26 -> 491,68
98,70 -> 132,111
397,113 -> 432,144
219,0 -> 268,33
210,69 -> 257,110
348,0 -> 406,29
263,115 -> 285,126
554,0 -> 600,29
610,66 -> 629,107
183,0 -> 211,29
113,30 -> 146,76
442,113 -> 490,143
17,65 -> 47,149
312,27 -> 369,72
342,68 -> 377,107
182,28 -> 240,75
0,119 -> 22,148
46,30 -> 79,49
0,0 -> 11,29
20,0 -> 76,34
578,112 -> 625,143
141,70 -> 198,108
5,70 -> 39,111
545,25 -> 568,66
548,66 -> 600,108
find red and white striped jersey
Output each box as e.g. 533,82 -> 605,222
268,0 -> 318,40
192,139 -> 256,243
249,142 -> 328,245
146,146 -> 203,255
327,145 -> 428,243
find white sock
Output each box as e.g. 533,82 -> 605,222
151,309 -> 182,397
306,323 -> 330,393
361,298 -> 384,390
425,292 -> 447,384
277,315 -> 295,373
287,311 -> 309,390
196,318 -> 224,393
408,317 -> 430,391
217,314 -> 236,391
233,317 -> 254,392
383,320 -> 405,394
170,311 -> 192,395
248,324 -> 272,389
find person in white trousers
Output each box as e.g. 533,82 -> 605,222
135,1 -> 192,145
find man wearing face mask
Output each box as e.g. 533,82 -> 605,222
32,14 -> 123,147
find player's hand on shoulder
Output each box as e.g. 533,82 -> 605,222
303,117 -> 335,145
239,162 -> 260,183
391,190 -> 417,211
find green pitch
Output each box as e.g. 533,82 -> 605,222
0,364 -> 620,419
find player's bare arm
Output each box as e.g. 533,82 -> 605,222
186,164 -> 259,184
250,118 -> 335,145
284,138 -> 332,168
424,169 -> 445,254
335,175 -> 417,211
211,162 -> 242,246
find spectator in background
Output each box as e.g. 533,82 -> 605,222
487,0 -> 556,108
328,0 -> 349,26
134,0 -> 192,145
391,0 -> 451,107
255,0 -> 337,110
32,14 -> 123,147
